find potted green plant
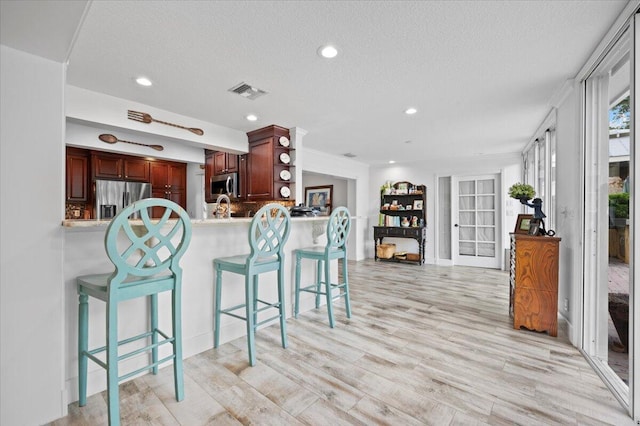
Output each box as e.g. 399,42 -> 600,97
508,183 -> 536,203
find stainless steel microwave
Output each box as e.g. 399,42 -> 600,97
210,172 -> 238,199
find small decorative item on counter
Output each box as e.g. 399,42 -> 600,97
381,203 -> 390,210
401,217 -> 410,227
411,216 -> 419,227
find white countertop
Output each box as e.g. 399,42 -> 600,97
62,215 -> 332,229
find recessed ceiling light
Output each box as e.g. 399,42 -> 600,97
135,77 -> 152,87
404,108 -> 417,115
404,140 -> 412,144
318,45 -> 338,58
389,160 -> 396,164
246,114 -> 258,121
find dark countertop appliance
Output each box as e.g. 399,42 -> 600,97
290,204 -> 318,217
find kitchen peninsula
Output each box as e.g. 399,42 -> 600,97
62,214 -> 338,399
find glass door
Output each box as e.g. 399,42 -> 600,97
583,24 -> 632,410
452,174 -> 501,268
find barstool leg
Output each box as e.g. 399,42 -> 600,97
245,274 -> 256,366
315,260 -> 322,309
294,253 -> 301,318
342,256 -> 352,318
253,275 -> 258,328
278,263 -> 288,348
172,284 -> 184,401
214,265 -> 222,348
325,259 -> 335,328
151,293 -> 158,375
78,293 -> 88,407
106,300 -> 120,425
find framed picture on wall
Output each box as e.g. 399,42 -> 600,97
514,214 -> 533,234
305,185 -> 333,216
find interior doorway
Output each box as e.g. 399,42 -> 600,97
451,173 -> 502,268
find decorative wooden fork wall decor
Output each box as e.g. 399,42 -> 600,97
127,110 -> 204,136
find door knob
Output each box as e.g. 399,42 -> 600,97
454,224 -> 459,227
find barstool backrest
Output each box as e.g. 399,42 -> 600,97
326,207 -> 351,251
104,198 -> 192,284
248,203 -> 291,261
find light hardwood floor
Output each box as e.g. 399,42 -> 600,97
51,260 -> 632,425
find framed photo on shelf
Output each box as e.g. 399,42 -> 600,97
412,199 -> 424,210
305,185 -> 333,216
514,214 -> 533,234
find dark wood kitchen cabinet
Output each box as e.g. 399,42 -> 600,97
213,151 -> 238,175
150,160 -> 187,217
92,152 -> 150,182
66,147 -> 89,201
246,125 -> 294,201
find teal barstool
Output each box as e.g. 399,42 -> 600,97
77,198 -> 192,425
294,207 -> 352,328
213,203 -> 291,366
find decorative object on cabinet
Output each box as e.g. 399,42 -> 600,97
98,133 -> 164,151
509,233 -> 561,337
508,182 -> 535,202
127,110 -> 204,135
246,125 -> 295,201
374,181 -> 427,265
305,185 -> 333,215
77,198 -> 192,425
514,214 -> 533,234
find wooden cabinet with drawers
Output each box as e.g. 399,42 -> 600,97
509,233 -> 561,337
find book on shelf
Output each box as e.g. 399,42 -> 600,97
379,214 -> 400,227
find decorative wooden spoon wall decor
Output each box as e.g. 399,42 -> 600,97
127,110 -> 204,135
98,134 -> 164,151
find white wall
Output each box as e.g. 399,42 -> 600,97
0,45 -> 66,425
66,85 -> 248,153
66,121 -> 206,164
554,83 -> 582,344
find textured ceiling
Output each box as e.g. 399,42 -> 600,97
2,1 -> 629,165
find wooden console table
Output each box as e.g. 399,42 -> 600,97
509,233 -> 561,337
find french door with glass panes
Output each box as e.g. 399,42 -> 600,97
452,174 -> 501,268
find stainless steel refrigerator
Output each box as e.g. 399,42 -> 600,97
95,179 -> 152,220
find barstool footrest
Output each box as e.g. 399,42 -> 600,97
85,329 -> 175,367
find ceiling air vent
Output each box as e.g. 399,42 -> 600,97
228,82 -> 267,100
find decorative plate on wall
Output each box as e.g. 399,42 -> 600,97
279,152 -> 290,164
280,170 -> 291,181
280,186 -> 291,197
279,136 -> 290,147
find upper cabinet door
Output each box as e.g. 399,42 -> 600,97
93,153 -> 123,180
66,148 -> 88,201
246,137 -> 274,200
123,158 -> 150,182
